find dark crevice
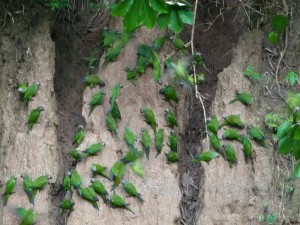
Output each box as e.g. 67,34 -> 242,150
179,1 -> 247,224
50,7 -> 109,225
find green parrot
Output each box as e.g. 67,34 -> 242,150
89,91 -> 105,116
32,175 -> 51,190
2,175 -> 17,206
208,131 -> 221,151
140,107 -> 157,132
248,125 -> 266,147
222,128 -> 242,142
207,116 -> 220,134
21,175 -> 36,205
72,125 -> 85,147
82,75 -> 105,87
23,82 -> 40,104
27,106 -> 44,130
78,187 -> 99,210
103,46 -> 123,65
110,194 -> 135,214
122,181 -> 144,202
16,207 -> 37,225
63,172 -> 72,192
222,144 -> 237,168
165,150 -> 179,163
18,82 -> 28,94
91,163 -> 111,181
59,198 -> 75,213
141,128 -> 151,160
124,126 -> 136,150
193,52 -> 203,65
168,131 -> 178,152
111,101 -> 121,121
70,170 -> 82,189
170,36 -> 186,50
152,52 -> 162,82
102,30 -> 119,48
110,161 -> 125,191
121,148 -> 143,164
220,115 -> 245,129
70,149 -> 87,161
84,142 -> 105,156
166,57 -> 193,89
106,112 -> 118,137
155,128 -> 164,157
110,83 -> 123,104
153,34 -> 168,51
229,91 -> 253,106
159,85 -> 179,103
125,67 -> 139,86
164,109 -> 178,128
241,135 -> 253,162
90,178 -> 109,204
130,159 -> 145,178
192,151 -> 219,163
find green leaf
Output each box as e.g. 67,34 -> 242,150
292,141 -> 300,160
277,121 -> 292,139
111,0 -> 133,16
294,160 -> 300,178
170,10 -> 183,34
149,0 -> 168,13
243,65 -> 261,80
123,0 -> 141,31
266,214 -> 276,224
178,10 -> 193,25
294,126 -> 300,140
288,92 -> 300,110
157,13 -> 170,29
285,71 -> 298,86
268,31 -> 278,44
271,15 -> 289,33
278,134 -> 293,154
141,0 -> 156,29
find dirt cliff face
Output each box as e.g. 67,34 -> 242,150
66,20 -> 182,225
0,13 -> 61,225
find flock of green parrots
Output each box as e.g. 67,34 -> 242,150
1,27 -> 266,224
193,91 -> 266,167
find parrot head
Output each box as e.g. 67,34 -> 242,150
164,108 -> 170,114
78,125 -> 84,129
90,178 -> 96,183
38,106 -> 45,111
102,141 -> 106,146
67,171 -> 71,176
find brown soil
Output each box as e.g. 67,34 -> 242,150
179,2 -> 248,224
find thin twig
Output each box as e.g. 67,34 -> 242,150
191,0 -> 209,150
274,0 -> 288,103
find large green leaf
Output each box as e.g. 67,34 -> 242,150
141,0 -> 156,29
124,0 -> 141,31
277,121 -> 292,139
278,134 -> 293,154
178,10 -> 193,25
170,10 -> 183,33
271,15 -> 289,33
294,160 -> 300,178
157,13 -> 170,29
294,126 -> 300,140
149,0 -> 168,13
111,0 -> 133,16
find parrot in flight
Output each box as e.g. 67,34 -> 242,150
72,125 -> 85,147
